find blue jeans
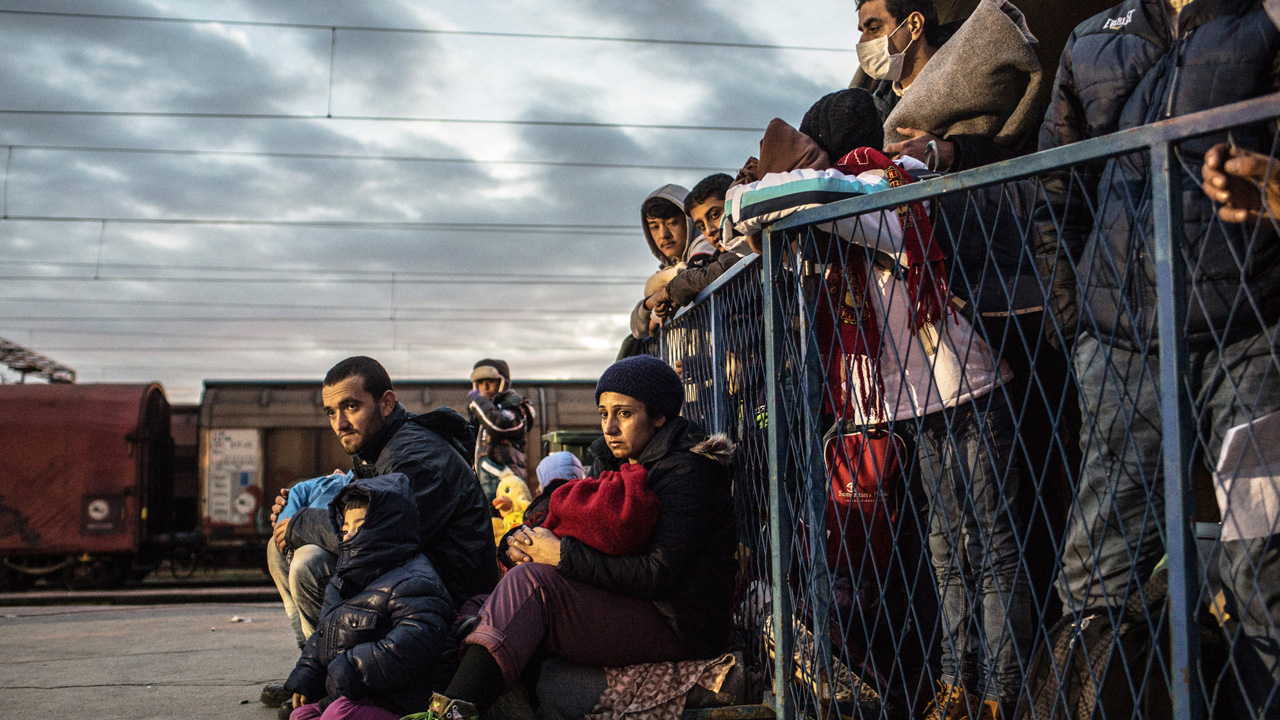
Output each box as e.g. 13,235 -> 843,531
266,541 -> 336,649
914,391 -> 1032,704
1060,330 -> 1280,717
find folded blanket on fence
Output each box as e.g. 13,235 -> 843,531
585,654 -> 737,720
724,167 -> 890,250
542,463 -> 661,556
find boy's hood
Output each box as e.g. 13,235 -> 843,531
641,184 -> 716,268
329,473 -> 420,596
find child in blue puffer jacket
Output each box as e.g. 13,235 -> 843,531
284,473 -> 458,720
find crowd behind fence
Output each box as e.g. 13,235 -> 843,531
647,95 -> 1280,720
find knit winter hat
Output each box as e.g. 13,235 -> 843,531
470,358 -> 511,390
595,355 -> 684,420
535,451 -> 586,489
799,88 -> 884,163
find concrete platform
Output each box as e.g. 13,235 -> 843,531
0,602 -> 298,720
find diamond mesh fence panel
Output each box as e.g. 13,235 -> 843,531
656,256 -> 776,705
642,98 -> 1279,720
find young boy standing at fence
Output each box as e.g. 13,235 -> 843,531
629,185 -> 716,339
642,174 -> 756,317
728,99 -> 1032,718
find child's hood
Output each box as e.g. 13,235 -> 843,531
328,473 -> 420,592
641,184 -> 715,268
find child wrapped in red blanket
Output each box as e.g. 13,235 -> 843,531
499,462 -> 660,562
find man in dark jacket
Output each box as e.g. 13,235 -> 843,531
1036,0 -> 1280,711
467,358 -> 534,502
269,357 -> 498,670
422,355 -> 737,720
285,474 -> 457,718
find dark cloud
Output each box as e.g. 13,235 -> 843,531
0,0 -> 853,401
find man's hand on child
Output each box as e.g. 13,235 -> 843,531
273,518 -> 290,555
269,488 -> 290,525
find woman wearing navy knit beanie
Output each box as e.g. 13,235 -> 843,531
425,356 -> 737,720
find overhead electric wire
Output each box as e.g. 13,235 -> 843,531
0,109 -> 764,133
35,343 -> 614,353
0,296 -> 628,317
0,315 -> 622,324
0,275 -> 643,286
0,142 -> 729,173
0,260 -> 647,284
0,298 -> 631,314
0,216 -> 635,236
0,8 -> 855,53
6,326 -> 615,343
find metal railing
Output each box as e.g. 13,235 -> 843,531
650,93 -> 1280,720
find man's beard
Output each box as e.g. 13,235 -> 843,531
347,411 -> 388,456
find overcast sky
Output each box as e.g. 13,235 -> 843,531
0,0 -> 855,403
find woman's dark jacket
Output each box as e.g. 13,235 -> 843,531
555,417 -> 737,658
1034,0 -> 1280,350
286,404 -> 500,606
285,474 -> 457,716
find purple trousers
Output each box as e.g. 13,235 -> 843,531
289,697 -> 399,720
466,562 -> 688,688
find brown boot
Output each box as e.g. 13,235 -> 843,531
975,698 -> 1002,720
922,681 -> 981,720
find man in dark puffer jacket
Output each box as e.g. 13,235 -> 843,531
285,474 -> 457,719
1035,0 -> 1280,712
282,356 -> 499,614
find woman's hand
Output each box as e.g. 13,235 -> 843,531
292,693 -> 308,709
503,533 -> 532,565
510,526 -> 561,566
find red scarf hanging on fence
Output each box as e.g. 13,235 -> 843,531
816,147 -> 953,419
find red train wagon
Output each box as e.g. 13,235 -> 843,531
0,383 -> 175,589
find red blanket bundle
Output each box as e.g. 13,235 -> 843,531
542,463 -> 660,556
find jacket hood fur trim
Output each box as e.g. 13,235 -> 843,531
690,433 -> 735,466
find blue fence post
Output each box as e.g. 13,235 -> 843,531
711,292 -> 726,435
762,226 -> 795,720
1151,140 -> 1203,720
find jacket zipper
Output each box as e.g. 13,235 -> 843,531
1165,28 -> 1190,119
1139,7 -> 1189,340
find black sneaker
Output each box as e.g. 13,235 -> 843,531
277,702 -> 294,720
260,683 -> 291,708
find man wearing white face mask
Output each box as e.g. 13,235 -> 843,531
854,0 -> 1043,173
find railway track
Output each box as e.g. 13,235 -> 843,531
0,577 -> 279,606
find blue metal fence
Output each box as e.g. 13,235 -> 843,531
649,93 -> 1280,720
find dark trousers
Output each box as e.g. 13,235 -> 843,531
1060,330 -> 1280,717
465,563 -> 689,688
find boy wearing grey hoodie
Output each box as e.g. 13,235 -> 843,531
629,184 -> 716,339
